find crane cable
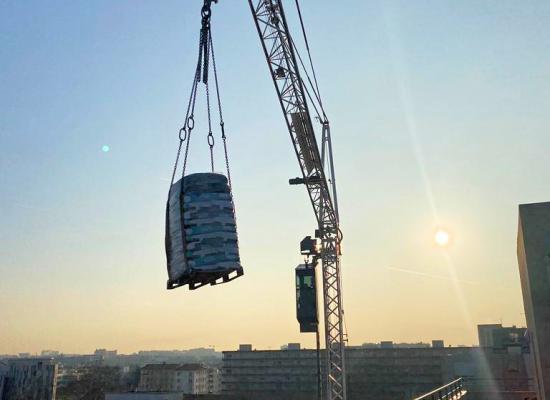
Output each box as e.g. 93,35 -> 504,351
295,0 -> 347,342
170,0 -> 231,190
294,0 -> 327,121
291,37 -> 324,122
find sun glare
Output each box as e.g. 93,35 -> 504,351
434,229 -> 451,247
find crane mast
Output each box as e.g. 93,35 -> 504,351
248,1 -> 347,399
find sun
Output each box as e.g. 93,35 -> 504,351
434,229 -> 451,247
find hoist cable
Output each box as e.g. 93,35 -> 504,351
290,37 -> 323,121
294,0 -> 326,120
303,81 -> 323,123
291,43 -> 323,121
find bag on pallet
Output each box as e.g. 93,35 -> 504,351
165,172 -> 243,290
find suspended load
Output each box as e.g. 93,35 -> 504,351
166,173 -> 242,290
164,0 -> 243,290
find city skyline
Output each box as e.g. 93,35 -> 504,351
2,0 -> 550,354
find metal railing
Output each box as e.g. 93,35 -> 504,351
412,378 -> 467,400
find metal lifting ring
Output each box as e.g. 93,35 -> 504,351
207,133 -> 215,147
187,115 -> 195,130
179,127 -> 188,141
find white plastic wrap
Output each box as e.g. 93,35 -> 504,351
165,172 -> 243,290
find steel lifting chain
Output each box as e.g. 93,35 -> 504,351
201,0 -> 216,172
209,33 -> 232,189
205,46 -> 215,173
171,0 -> 233,188
200,1 -> 214,84
170,69 -> 198,187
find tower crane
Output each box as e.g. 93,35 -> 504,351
171,1 -> 348,399
248,2 -> 347,400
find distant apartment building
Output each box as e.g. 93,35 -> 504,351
1,358 -> 58,400
0,361 -> 7,400
207,367 -> 221,394
478,324 -> 528,349
222,343 -> 533,400
478,324 -> 503,348
0,375 -> 6,400
518,201 -> 550,400
41,350 -> 60,357
361,342 -> 433,349
223,344 -> 317,399
55,365 -> 84,389
138,364 -> 210,394
94,349 -> 118,358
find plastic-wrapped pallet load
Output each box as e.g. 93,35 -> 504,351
165,172 -> 243,290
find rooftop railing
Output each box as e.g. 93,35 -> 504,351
412,378 -> 467,400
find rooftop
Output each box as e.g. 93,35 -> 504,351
142,363 -> 207,371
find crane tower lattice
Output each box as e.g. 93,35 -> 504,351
248,1 -> 347,399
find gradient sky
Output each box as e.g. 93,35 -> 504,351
1,0 -> 550,355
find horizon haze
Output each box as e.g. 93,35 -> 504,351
1,0 -> 550,354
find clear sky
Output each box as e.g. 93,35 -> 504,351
1,0 -> 550,355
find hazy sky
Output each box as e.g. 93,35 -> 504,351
1,0 -> 550,355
